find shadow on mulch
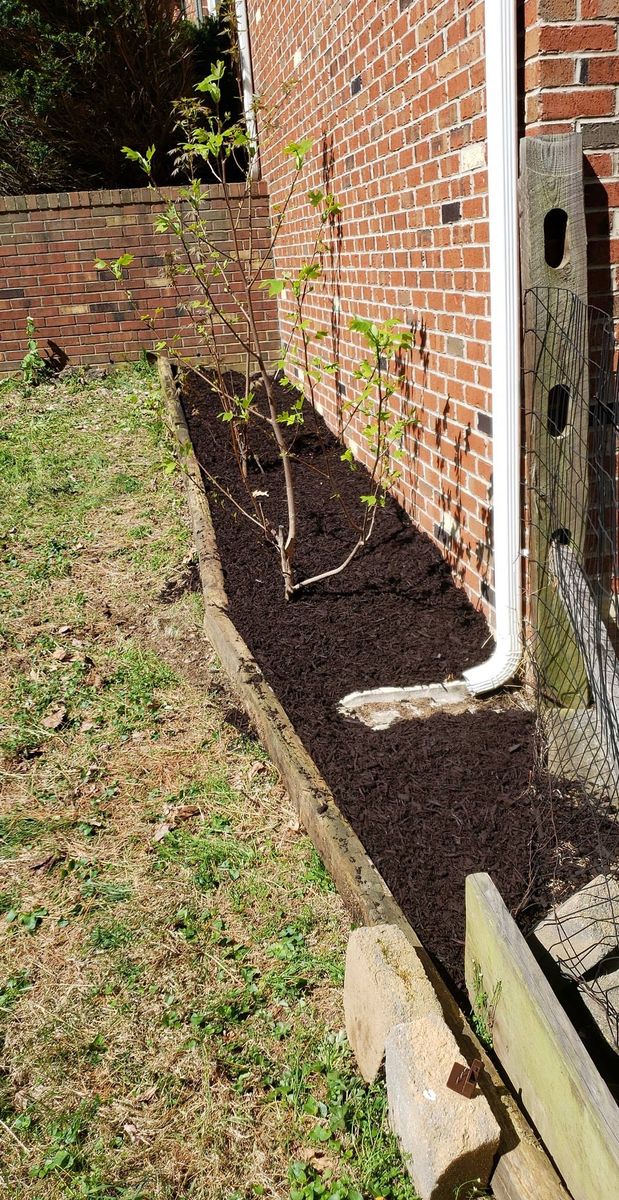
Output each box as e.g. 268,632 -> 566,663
183,373 -> 619,989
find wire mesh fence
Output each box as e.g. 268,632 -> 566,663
524,286 -> 619,1052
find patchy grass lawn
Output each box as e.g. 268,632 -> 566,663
0,363 -> 416,1200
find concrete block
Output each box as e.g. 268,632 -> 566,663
580,967 -> 619,1050
385,1015 -> 500,1200
533,874 -> 619,979
344,924 -> 441,1082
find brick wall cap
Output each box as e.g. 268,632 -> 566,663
0,179 -> 266,215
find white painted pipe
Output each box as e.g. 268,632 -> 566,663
234,0 -> 260,178
463,0 -> 522,694
339,0 -> 522,721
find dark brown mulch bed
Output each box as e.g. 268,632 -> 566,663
183,373 -> 619,989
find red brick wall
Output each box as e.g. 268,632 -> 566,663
524,0 -> 619,320
247,0 -> 618,617
0,183 -> 278,374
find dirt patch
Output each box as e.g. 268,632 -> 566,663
183,374 -> 619,988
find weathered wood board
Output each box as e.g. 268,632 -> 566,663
521,133 -> 590,708
466,872 -> 619,1200
159,357 -> 572,1200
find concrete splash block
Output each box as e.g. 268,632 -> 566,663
344,924 -> 442,1082
386,1015 -> 500,1200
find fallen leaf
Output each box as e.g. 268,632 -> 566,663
31,852 -> 62,872
174,804 -> 200,821
56,624 -> 71,634
52,646 -> 70,662
84,670 -> 104,689
80,720 -> 95,732
151,803 -> 200,843
299,1147 -> 328,1171
41,706 -> 66,730
247,761 -> 267,782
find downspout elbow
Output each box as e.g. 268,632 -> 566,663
463,637 -> 522,696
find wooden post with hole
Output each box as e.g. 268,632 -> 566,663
520,133 -> 589,708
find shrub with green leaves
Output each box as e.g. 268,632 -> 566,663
99,62 -> 417,600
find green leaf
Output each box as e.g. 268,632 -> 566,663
283,137 -> 313,170
260,278 -> 286,298
349,316 -> 376,343
360,494 -> 378,508
299,262 -> 321,282
121,146 -> 155,175
48,1149 -> 75,1171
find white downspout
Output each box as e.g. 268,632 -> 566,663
235,0 -> 260,178
339,0 -> 521,722
463,0 -> 522,693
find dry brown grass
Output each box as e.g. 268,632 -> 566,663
0,366 -> 416,1200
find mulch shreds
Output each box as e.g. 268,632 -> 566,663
183,373 -> 619,987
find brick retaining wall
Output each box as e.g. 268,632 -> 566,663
0,182 -> 279,373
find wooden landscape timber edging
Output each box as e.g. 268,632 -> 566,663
158,356 -> 570,1200
466,873 -> 619,1200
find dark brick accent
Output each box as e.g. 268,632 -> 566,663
580,120 -> 619,150
89,301 -> 121,313
441,201 -> 461,224
477,411 -> 492,437
351,75 -> 362,96
481,581 -> 496,607
578,58 -> 589,85
1,288 -> 25,299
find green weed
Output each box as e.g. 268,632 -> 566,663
102,645 -> 175,736
155,812 -> 255,891
471,961 -> 501,1050
89,921 -> 133,951
0,971 -> 32,1015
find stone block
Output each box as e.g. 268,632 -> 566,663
385,1015 -> 500,1200
533,874 -> 619,979
580,966 -> 619,1050
343,924 -> 441,1082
